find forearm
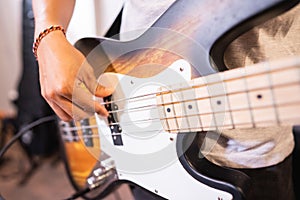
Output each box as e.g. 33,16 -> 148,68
31,0 -> 111,121
32,0 -> 75,38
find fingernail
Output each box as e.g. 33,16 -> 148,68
105,87 -> 114,94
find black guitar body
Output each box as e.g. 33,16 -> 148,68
72,0 -> 299,199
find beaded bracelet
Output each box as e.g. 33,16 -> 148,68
32,25 -> 66,60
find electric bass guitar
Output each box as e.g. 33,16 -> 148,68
59,0 -> 300,199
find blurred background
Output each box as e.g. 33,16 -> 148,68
0,0 -> 134,199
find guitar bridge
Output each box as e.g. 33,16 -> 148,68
86,157 -> 118,190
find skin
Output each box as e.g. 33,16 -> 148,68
32,0 -> 113,121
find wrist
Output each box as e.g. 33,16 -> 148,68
34,20 -> 68,38
33,25 -> 66,60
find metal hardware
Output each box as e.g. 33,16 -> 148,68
86,157 -> 118,190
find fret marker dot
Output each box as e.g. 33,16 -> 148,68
257,94 -> 263,99
217,100 -> 222,105
188,105 -> 193,109
166,108 -> 171,113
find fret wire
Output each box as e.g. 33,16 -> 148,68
192,86 -> 204,131
242,71 -> 255,128
160,90 -> 171,132
209,80 -> 231,130
179,88 -> 192,132
224,79 -> 235,129
170,90 -> 180,132
210,96 -> 219,130
267,67 -> 280,125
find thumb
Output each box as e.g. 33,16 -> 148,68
79,62 -> 113,97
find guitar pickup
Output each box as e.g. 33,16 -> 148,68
103,95 -> 124,146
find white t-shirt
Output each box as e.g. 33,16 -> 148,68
120,0 -> 176,41
119,0 -> 297,168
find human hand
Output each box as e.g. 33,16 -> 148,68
36,31 -> 113,121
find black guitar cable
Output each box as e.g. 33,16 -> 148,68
0,115 -> 57,200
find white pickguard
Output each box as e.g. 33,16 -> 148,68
95,59 -> 233,200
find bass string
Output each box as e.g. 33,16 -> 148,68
105,81 -> 298,119
61,117 -> 283,141
61,99 -> 300,138
100,66 -> 298,108
107,101 -> 158,115
61,101 -> 300,135
64,117 -> 162,130
61,128 -> 166,139
105,100 -> 300,128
